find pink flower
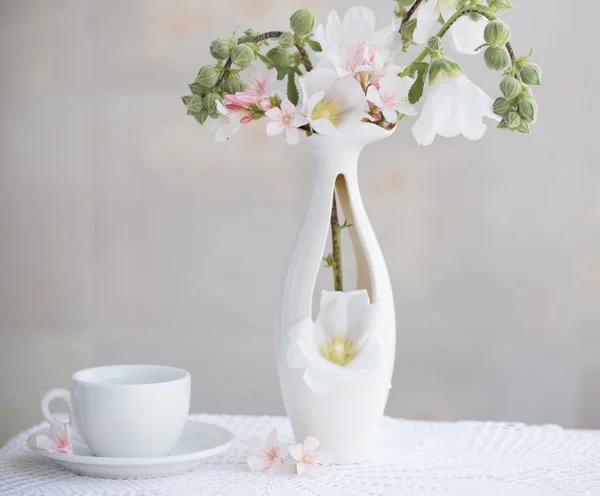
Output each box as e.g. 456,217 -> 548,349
290,437 -> 332,477
366,75 -> 417,123
265,99 -> 308,145
36,421 -> 73,455
247,428 -> 291,474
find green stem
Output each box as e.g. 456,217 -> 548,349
330,192 -> 343,292
401,5 -> 516,77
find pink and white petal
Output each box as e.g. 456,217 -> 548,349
303,436 -> 320,453
247,435 -> 267,455
382,108 -> 399,123
286,127 -> 301,145
36,435 -> 56,452
266,428 -> 280,449
395,101 -> 418,117
280,463 -> 297,475
279,442 -> 291,458
266,457 -> 284,475
366,86 -> 383,107
343,7 -> 376,43
289,443 -> 304,461
296,462 -> 310,477
265,108 -> 283,120
266,120 -> 284,137
280,99 -> 296,114
292,113 -> 309,127
58,445 -> 73,455
247,455 -> 269,472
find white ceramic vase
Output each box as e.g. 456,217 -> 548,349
275,124 -> 396,464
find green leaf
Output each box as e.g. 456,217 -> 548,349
287,69 -> 299,106
408,62 -> 428,105
181,95 -> 192,106
305,38 -> 323,52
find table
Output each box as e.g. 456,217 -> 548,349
1,414 -> 599,495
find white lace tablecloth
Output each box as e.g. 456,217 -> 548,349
1,414 -> 600,495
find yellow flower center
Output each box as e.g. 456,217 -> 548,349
321,335 -> 359,366
311,98 -> 342,126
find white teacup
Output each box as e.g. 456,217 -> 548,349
40,365 -> 191,458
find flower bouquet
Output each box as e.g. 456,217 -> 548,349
182,0 -> 541,464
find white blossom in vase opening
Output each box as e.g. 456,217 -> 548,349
287,290 -> 390,394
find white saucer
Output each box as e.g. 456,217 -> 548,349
27,418 -> 234,479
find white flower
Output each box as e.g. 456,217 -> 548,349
411,73 -> 498,146
243,63 -> 278,99
265,99 -> 308,145
247,428 -> 291,474
314,7 -> 402,85
299,67 -> 369,135
414,0 -> 487,55
366,75 -> 417,123
287,290 -> 390,394
290,437 -> 332,477
209,101 -> 241,142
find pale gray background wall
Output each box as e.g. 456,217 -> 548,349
0,0 -> 598,445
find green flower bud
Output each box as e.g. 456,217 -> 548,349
507,111 -> 521,130
429,56 -> 463,84
500,76 -> 521,100
222,76 -> 244,94
400,19 -> 417,42
203,93 -> 221,119
468,13 -> 483,21
493,97 -> 512,117
266,47 -> 291,69
185,94 -> 204,115
290,9 -> 315,35
484,20 -> 511,47
518,98 -> 538,123
231,44 -> 254,69
244,28 -> 259,39
516,121 -> 531,134
209,38 -> 234,60
427,36 -> 443,53
497,119 -> 509,130
195,66 -> 219,89
484,46 -> 510,71
278,32 -> 295,50
519,63 -> 542,86
489,0 -> 513,11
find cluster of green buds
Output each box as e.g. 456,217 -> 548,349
181,9 -> 321,125
493,59 -> 541,133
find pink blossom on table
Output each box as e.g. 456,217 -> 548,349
290,436 -> 332,477
265,99 -> 309,145
243,63 -> 278,99
247,428 -> 291,474
366,75 -> 417,123
36,421 -> 73,455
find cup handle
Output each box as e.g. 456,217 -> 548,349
40,388 -> 82,441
